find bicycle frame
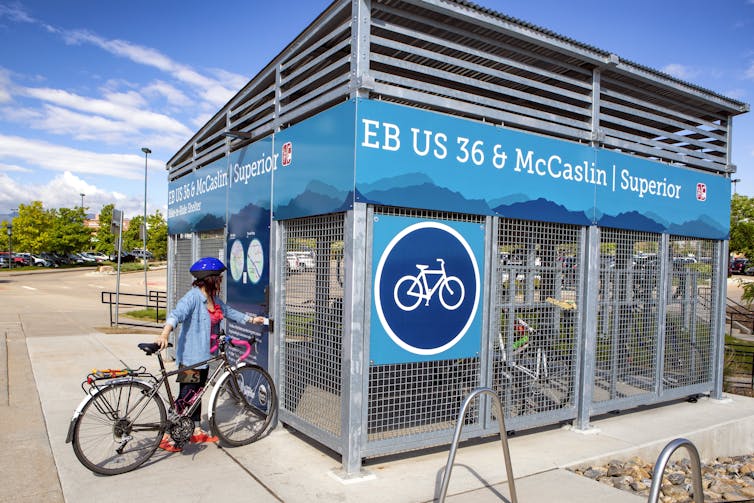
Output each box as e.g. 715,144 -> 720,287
412,259 -> 449,301
66,336 -> 255,444
498,318 -> 550,380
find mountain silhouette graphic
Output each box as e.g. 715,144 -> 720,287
493,198 -> 591,225
597,211 -> 664,233
276,180 -> 349,219
228,203 -> 271,234
362,182 -> 490,214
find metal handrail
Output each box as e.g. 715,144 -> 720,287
438,387 -> 518,503
647,438 -> 703,503
727,296 -> 754,334
101,290 -> 167,328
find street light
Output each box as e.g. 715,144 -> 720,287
7,208 -> 16,270
732,178 -> 742,194
141,147 -> 151,307
6,221 -> 11,271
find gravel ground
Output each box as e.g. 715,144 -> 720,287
570,454 -> 754,502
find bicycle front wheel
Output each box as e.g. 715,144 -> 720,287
72,381 -> 166,475
211,365 -> 277,447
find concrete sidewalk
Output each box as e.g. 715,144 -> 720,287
18,331 -> 754,502
5,268 -> 754,502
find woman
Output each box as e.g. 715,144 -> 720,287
155,256 -> 266,452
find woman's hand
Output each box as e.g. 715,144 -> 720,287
156,327 -> 172,349
251,316 -> 267,325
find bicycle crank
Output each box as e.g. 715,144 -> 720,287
168,416 -> 194,446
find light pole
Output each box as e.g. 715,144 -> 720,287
80,193 -> 85,209
8,208 -> 16,270
732,178 -> 741,194
6,222 -> 11,271
141,147 -> 151,308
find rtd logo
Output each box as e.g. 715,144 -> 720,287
696,183 -> 707,201
281,142 -> 293,166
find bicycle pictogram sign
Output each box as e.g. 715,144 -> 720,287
371,217 -> 483,362
393,258 -> 465,311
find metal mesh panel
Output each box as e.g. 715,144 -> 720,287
494,219 -> 582,422
368,207 -> 484,442
173,234 -> 194,305
664,237 -> 716,388
281,214 -> 345,437
199,231 -> 226,301
594,229 -> 661,404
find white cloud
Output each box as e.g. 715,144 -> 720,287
0,134 -> 161,180
0,68 -> 11,103
746,61 -> 754,80
725,88 -> 748,100
62,29 -> 242,108
20,85 -> 192,136
0,171 -> 145,216
661,63 -> 699,80
142,80 -> 192,107
0,3 -> 35,24
0,162 -> 31,173
101,89 -> 147,109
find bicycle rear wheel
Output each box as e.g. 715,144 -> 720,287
211,365 -> 277,446
72,381 -> 165,475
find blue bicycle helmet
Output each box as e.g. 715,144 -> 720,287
190,257 -> 226,279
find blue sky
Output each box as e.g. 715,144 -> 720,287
0,0 -> 752,219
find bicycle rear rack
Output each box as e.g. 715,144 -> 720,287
438,387 -> 518,503
647,438 -> 704,503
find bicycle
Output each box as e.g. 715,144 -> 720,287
65,331 -> 277,475
495,317 -> 572,415
393,258 -> 464,311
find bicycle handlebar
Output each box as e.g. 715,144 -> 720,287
210,333 -> 252,362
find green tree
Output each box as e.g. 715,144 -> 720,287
730,194 -> 754,258
95,204 -> 117,254
13,201 -> 55,253
51,207 -> 91,254
1,219 -> 10,254
146,210 -> 168,260
122,214 -> 143,252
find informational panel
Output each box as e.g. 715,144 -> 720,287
355,99 -> 730,239
370,215 -> 485,364
167,158 -> 228,234
272,101 -> 356,220
225,138 -> 273,369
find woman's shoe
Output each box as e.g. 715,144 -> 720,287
158,438 -> 182,452
190,432 -> 219,443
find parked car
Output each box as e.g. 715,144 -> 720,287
87,252 -> 109,262
730,257 -> 748,275
40,252 -> 65,266
109,251 -> 136,263
131,249 -> 154,260
11,253 -> 29,266
285,252 -> 301,274
290,250 -> 315,270
18,253 -> 54,267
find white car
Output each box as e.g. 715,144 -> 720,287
291,251 -> 315,270
87,252 -> 109,262
285,252 -> 301,273
19,253 -> 52,267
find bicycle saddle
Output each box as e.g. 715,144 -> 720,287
138,342 -> 172,355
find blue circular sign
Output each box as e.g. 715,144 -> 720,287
374,221 -> 480,355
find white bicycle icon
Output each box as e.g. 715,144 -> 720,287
393,258 -> 465,311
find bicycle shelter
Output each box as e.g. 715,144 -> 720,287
165,0 -> 749,475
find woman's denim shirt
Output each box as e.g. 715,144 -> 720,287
166,287 -> 249,367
